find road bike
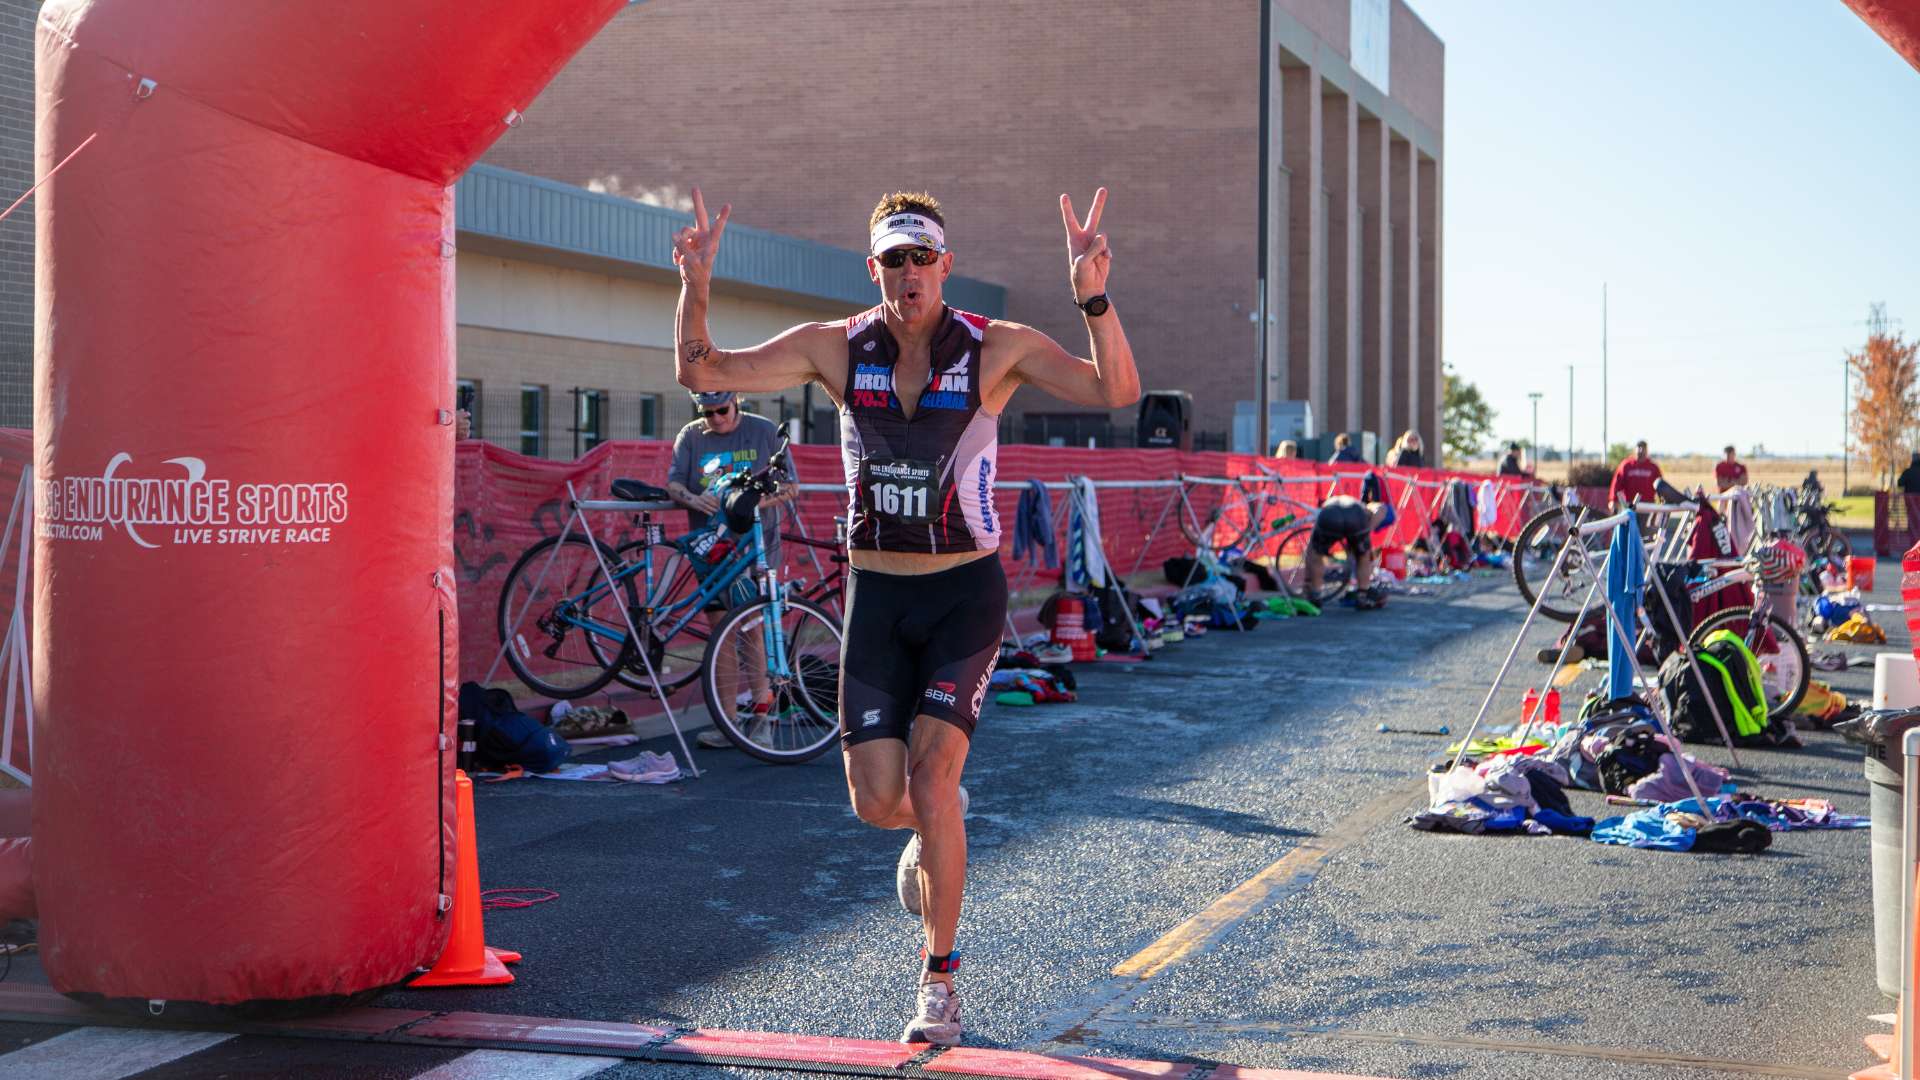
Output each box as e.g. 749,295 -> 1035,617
1511,495 -> 1698,623
495,446 -> 842,763
1788,493 -> 1852,565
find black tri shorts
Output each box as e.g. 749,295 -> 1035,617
839,554 -> 1008,747
1309,496 -> 1374,558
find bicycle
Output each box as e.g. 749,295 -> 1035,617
495,446 -> 843,763
1176,472 -> 1356,603
781,517 -> 849,620
1788,493 -> 1852,565
1511,494 -> 1701,623
1670,559 -> 1809,717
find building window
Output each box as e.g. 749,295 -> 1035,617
639,394 -> 660,439
576,388 -> 607,454
456,378 -> 481,439
520,384 -> 546,457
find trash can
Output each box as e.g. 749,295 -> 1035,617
1840,708 -> 1920,997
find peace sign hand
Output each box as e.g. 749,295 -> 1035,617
1060,187 -> 1112,302
671,187 -> 731,288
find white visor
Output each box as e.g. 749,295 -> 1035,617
869,213 -> 946,256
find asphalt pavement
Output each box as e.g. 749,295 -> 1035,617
0,552 -> 1898,1079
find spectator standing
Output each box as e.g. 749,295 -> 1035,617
1714,446 -> 1748,492
1385,431 -> 1424,469
1609,440 -> 1664,511
1898,453 -> 1920,495
665,389 -> 794,749
1274,439 -> 1300,460
1329,433 -> 1364,464
1497,442 -> 1527,477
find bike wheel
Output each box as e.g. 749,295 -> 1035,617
1688,606 -> 1809,718
1511,506 -> 1600,624
1179,482 -> 1258,556
700,596 -> 843,764
1811,528 -> 1853,566
1272,524 -> 1351,606
497,535 -> 637,699
603,540 -> 708,694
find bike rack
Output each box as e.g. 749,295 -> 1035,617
485,483 -> 701,778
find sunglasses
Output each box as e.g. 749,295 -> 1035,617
700,404 -> 734,418
875,246 -> 941,269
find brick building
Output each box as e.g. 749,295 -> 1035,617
482,0 -> 1443,455
0,0 -> 1440,457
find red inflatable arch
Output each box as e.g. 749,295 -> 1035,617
32,0 -> 624,1009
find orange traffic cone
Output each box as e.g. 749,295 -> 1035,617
411,770 -> 517,987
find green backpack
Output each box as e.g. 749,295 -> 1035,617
1691,629 -> 1768,739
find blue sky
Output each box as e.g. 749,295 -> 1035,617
1412,0 -> 1920,458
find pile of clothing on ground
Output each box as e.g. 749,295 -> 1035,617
1812,589 -> 1888,644
1411,752 -> 1593,836
1796,676 -> 1860,727
1592,794 -> 1866,853
993,638 -> 1081,705
1412,693 -> 1736,838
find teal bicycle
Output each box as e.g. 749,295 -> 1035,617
496,445 -> 843,763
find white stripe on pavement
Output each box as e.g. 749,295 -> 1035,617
0,1026 -> 234,1078
413,1049 -> 624,1080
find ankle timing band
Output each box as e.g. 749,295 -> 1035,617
922,949 -> 961,974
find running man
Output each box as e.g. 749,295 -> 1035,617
670,186 -> 1140,1045
1304,493 -> 1389,609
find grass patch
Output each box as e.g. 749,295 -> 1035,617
1832,494 -> 1874,529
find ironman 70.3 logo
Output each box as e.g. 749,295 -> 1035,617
37,453 -> 349,548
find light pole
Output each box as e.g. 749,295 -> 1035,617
1843,356 -> 1850,494
1528,391 -> 1543,477
1567,364 -> 1575,482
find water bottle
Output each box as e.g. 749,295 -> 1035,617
1543,689 -> 1561,727
1522,688 -> 1541,726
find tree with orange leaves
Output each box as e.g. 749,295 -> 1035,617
1851,303 -> 1920,488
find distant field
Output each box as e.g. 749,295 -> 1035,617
1466,454 -> 1857,491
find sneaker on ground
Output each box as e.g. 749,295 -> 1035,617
609,751 -> 679,782
696,728 -> 732,749
1032,642 -> 1072,665
901,980 -> 963,1045
897,785 -> 969,917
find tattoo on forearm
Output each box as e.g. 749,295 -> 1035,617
682,340 -> 713,365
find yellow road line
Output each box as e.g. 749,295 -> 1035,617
1113,782 -> 1421,979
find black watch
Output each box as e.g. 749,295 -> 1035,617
1075,293 -> 1110,317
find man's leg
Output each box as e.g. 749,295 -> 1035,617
1302,546 -> 1325,595
906,719 -> 970,977
844,737 -> 914,830
1354,503 -> 1389,591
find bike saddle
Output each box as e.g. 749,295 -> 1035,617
611,478 -> 672,503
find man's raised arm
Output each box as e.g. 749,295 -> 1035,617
673,188 -> 835,394
1005,188 -> 1141,408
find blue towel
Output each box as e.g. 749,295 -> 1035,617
1012,479 -> 1058,567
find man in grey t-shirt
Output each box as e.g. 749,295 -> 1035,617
666,390 -> 794,748
667,390 -> 791,559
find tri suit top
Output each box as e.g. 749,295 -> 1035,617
839,305 -> 1000,554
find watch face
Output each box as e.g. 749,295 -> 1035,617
1083,295 -> 1109,316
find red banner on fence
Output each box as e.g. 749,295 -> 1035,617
450,440 -> 1539,683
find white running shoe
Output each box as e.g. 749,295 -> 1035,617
897,786 -> 968,916
900,980 -> 962,1045
1032,642 -> 1073,665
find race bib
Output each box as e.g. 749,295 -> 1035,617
866,458 -> 937,524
